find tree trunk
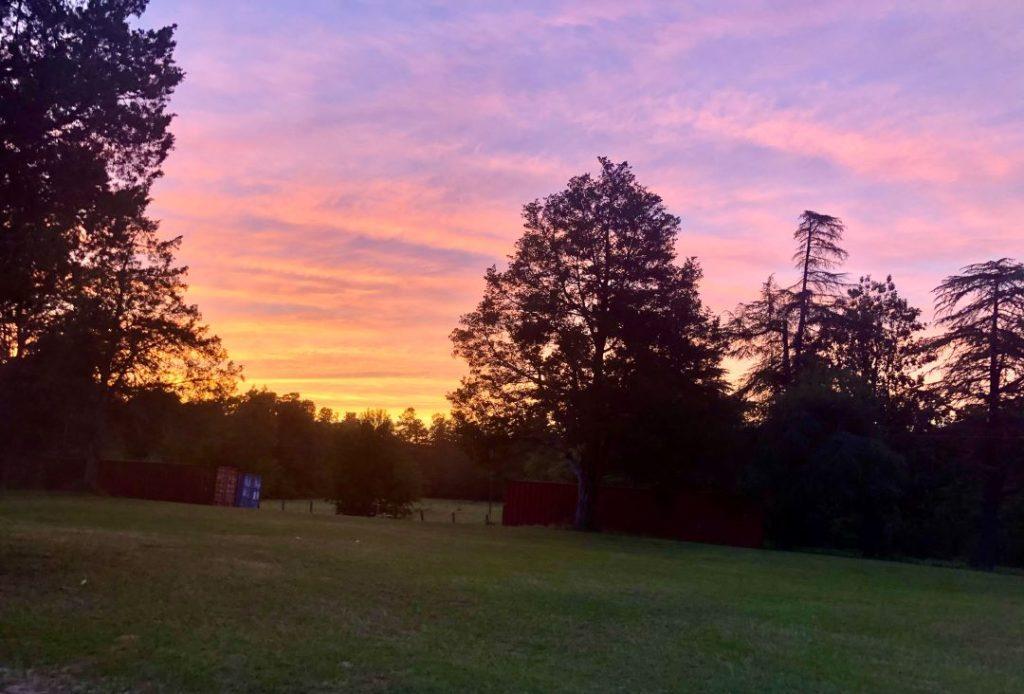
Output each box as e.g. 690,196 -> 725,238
780,319 -> 791,386
792,229 -> 814,372
972,457 -> 1005,571
973,286 -> 1003,570
83,385 -> 109,491
573,452 -> 599,531
0,450 -> 9,491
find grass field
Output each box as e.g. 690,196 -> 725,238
2,494 -> 1024,692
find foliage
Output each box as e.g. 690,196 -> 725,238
790,210 -> 848,374
930,258 -> 1024,417
730,211 -> 848,409
821,275 -> 933,428
1,0 -> 183,360
727,275 -> 794,409
929,258 -> 1024,568
749,378 -> 907,556
395,407 -> 429,445
330,410 -> 421,518
451,158 -> 727,528
0,1 -> 236,477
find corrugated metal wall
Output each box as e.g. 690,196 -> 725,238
97,461 -> 262,508
502,479 -> 764,549
97,460 -> 218,505
11,458 -> 262,509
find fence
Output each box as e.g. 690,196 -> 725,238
503,479 -> 764,548
261,498 -> 502,524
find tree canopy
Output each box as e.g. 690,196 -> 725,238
451,158 -> 727,529
0,1 -> 235,478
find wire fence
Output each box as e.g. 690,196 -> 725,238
258,497 -> 503,525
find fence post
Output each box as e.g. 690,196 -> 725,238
281,499 -> 285,511
309,500 -> 313,514
419,509 -> 425,522
451,511 -> 456,524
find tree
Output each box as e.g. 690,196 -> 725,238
750,380 -> 906,557
451,158 -> 726,530
727,275 -> 795,409
331,410 -> 421,518
78,189 -> 236,461
396,407 -> 429,445
790,211 -> 848,374
0,0 -> 183,362
729,212 -> 847,408
821,275 -> 932,428
0,1 -> 237,481
931,258 -> 1024,568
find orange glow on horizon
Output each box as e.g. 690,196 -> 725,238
144,1 -> 1024,419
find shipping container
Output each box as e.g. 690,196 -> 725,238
213,466 -> 239,505
234,472 -> 262,508
502,479 -> 764,549
96,459 -> 217,505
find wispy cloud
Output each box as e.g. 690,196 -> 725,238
145,0 -> 1024,415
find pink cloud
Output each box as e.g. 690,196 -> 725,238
141,0 -> 1024,415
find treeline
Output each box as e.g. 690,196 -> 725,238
450,159 -> 1024,570
0,1 -> 562,516
104,391 -> 564,510
4,2 -> 1024,570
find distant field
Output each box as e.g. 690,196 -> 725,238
261,497 -> 502,525
2,494 -> 1024,692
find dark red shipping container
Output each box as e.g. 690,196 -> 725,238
503,479 -> 764,549
96,459 -> 217,505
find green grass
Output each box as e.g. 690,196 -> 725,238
1,494 -> 1023,692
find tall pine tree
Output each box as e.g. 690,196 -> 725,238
931,258 -> 1024,569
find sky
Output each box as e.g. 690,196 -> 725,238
143,0 -> 1024,418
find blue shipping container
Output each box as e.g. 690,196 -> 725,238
234,473 -> 262,508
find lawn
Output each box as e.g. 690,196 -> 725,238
1,494 -> 1023,692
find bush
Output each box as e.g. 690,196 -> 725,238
750,379 -> 906,556
330,411 -> 422,518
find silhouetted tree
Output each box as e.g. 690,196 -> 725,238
728,275 -> 795,410
404,414 -> 479,500
271,394 -> 330,497
396,407 -> 429,445
790,211 -> 848,374
428,413 -> 455,446
821,275 -> 932,428
0,1 -> 236,482
931,258 -> 1024,568
331,410 -> 421,517
451,158 -> 726,529
750,380 -> 905,556
77,189 -> 236,477
0,0 -> 182,362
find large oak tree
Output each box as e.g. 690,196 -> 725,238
451,158 -> 726,529
0,1 -> 235,480
1,0 -> 183,361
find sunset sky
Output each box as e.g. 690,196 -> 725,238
144,1 -> 1023,418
